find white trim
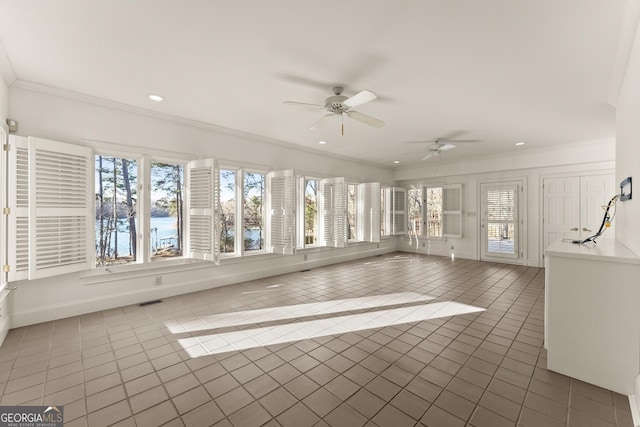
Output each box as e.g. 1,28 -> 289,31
631,376 -> 640,427
11,243 -> 394,327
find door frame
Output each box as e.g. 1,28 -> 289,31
477,178 -> 527,264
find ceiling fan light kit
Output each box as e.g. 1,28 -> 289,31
284,86 -> 385,135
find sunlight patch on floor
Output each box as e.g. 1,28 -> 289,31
166,292 -> 434,334
179,300 -> 485,358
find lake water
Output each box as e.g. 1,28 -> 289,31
98,217 -> 262,254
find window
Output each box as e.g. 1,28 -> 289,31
425,187 -> 443,238
407,187 -> 423,235
425,184 -> 462,238
150,162 -> 185,260
347,183 -> 357,241
218,168 -> 267,256
95,155 -> 138,266
380,186 -> 387,236
219,169 -> 237,254
243,172 -> 265,252
304,179 -> 319,246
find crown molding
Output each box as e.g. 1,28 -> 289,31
10,80 -> 392,171
608,0 -> 640,107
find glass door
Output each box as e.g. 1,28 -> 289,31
481,182 -> 520,261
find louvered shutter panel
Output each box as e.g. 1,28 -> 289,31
186,159 -> 216,262
212,165 -> 221,264
391,187 -> 407,235
8,136 -> 29,281
357,182 -> 381,243
28,137 -> 93,279
267,170 -> 296,255
442,184 -> 463,238
320,177 -> 347,247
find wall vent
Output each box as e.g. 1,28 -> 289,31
139,300 -> 162,307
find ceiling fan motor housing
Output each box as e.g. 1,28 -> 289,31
325,95 -> 349,113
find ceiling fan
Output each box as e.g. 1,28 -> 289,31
406,132 -> 481,160
283,86 -> 385,135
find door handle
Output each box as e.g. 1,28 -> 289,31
570,227 -> 579,231
582,228 -> 592,232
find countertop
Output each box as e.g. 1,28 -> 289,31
545,239 -> 640,265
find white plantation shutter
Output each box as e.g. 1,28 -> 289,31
319,177 -> 347,247
0,128 -> 6,287
7,136 -> 30,281
357,182 -> 381,243
186,159 -> 217,262
390,187 -> 407,235
213,164 -> 221,264
28,137 -> 93,279
442,184 -> 463,238
267,170 -> 296,255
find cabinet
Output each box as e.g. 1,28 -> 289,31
543,173 -> 615,252
544,240 -> 640,394
0,289 -> 10,346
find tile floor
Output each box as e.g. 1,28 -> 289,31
0,252 -> 634,427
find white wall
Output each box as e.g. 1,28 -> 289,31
614,2 -> 640,416
0,77 -> 7,123
394,142 -> 615,267
6,86 -> 397,327
616,14 -> 640,256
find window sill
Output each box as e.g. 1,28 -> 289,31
81,258 -> 211,285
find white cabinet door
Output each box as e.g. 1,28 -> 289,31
581,175 -> 617,240
543,177 -> 581,250
543,173 -> 616,253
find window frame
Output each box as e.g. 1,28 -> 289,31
298,176 -> 321,249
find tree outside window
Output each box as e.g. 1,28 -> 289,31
150,162 -> 184,259
95,156 -> 137,266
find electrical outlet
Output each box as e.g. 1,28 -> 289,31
155,276 -> 163,286
450,245 -> 454,250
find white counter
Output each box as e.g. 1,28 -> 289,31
544,239 -> 640,395
545,239 -> 640,265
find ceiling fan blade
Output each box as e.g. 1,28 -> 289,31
283,101 -> 325,109
310,113 -> 335,130
346,110 -> 385,128
438,144 -> 456,151
421,153 -> 434,161
443,139 -> 481,143
343,90 -> 377,108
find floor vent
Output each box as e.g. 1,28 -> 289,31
300,269 -> 311,272
139,299 -> 162,307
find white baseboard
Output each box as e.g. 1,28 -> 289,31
10,246 -> 395,328
631,375 -> 640,427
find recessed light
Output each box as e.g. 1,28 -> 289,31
318,140 -> 327,145
149,94 -> 163,101
393,160 -> 400,164
515,141 -> 525,146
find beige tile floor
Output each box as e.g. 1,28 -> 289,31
0,253 -> 634,426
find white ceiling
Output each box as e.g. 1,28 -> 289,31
0,0 -> 627,168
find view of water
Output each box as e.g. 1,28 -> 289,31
98,217 -> 262,254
